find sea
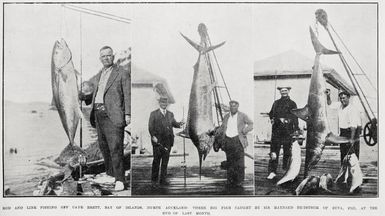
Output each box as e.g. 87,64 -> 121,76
3,100 -> 96,195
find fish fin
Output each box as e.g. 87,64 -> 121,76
58,69 -> 68,82
309,27 -> 339,55
295,177 -> 310,195
202,41 -> 226,54
325,132 -> 352,144
291,105 -> 310,121
180,33 -> 203,52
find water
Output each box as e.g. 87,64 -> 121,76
3,101 -> 96,195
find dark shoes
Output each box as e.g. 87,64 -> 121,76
159,180 -> 170,186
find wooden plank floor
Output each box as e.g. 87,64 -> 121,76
254,143 -> 378,197
132,154 -> 254,196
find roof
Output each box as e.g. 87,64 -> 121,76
254,50 -> 356,95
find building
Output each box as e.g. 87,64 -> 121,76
253,50 -> 362,143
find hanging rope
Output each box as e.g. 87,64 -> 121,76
329,24 -> 377,91
324,24 -> 375,120
79,12 -> 83,148
62,4 -> 131,25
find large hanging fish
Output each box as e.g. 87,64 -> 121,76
51,39 -> 85,165
291,28 -> 350,177
180,23 -> 225,177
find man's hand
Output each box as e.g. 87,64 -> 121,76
125,115 -> 131,125
179,119 -> 185,127
270,118 -> 274,124
151,136 -> 158,143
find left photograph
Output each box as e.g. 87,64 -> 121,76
3,3 -> 132,196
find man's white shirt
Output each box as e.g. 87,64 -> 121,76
329,102 -> 361,129
226,112 -> 238,138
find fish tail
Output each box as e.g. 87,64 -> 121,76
309,26 -> 339,55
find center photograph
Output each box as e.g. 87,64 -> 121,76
130,4 -> 255,196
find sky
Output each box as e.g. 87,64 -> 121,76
3,3 -> 132,103
3,3 -> 378,117
131,4 -> 254,118
252,3 -> 378,107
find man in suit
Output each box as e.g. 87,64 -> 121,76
148,97 -> 184,186
80,46 -> 130,191
219,100 -> 253,187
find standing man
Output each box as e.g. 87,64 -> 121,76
267,86 -> 299,180
81,46 -> 131,191
326,90 -> 361,164
148,97 -> 184,186
220,100 -> 253,187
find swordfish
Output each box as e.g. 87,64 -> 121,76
179,23 -> 225,177
51,39 -> 85,165
291,27 -> 350,177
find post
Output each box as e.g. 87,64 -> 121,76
182,107 -> 187,187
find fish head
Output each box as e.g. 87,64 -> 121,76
197,132 -> 215,160
52,39 -> 72,69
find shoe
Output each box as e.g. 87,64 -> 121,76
160,180 -> 170,186
114,181 -> 125,191
267,172 -> 276,180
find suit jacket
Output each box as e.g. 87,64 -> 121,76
220,111 -> 253,148
85,64 -> 131,128
148,109 -> 181,147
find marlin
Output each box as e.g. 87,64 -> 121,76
291,27 -> 350,177
51,39 -> 85,165
180,23 -> 225,177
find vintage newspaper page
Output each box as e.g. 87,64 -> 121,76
0,0 -> 383,215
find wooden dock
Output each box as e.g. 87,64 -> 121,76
254,143 -> 378,197
132,154 -> 254,196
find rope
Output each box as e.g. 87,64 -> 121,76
324,24 -> 375,121
330,24 -> 377,91
62,4 -> 131,25
79,13 -> 83,148
206,34 -> 231,101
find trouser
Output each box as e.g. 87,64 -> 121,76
268,135 -> 291,173
95,108 -> 125,182
223,136 -> 245,186
339,128 -> 360,164
151,141 -> 172,183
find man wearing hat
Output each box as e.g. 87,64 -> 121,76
219,100 -> 253,187
148,96 -> 184,186
80,46 -> 130,191
326,90 -> 361,164
267,86 -> 299,180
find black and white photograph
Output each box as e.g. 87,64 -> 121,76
130,4 -> 255,196
253,4 -> 378,197
3,3 -> 132,196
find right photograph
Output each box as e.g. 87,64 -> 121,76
253,4 -> 378,196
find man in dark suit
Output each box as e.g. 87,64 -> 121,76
148,97 -> 184,186
267,86 -> 299,180
81,46 -> 130,191
219,100 -> 253,187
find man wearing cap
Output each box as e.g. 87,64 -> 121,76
326,90 -> 361,164
80,46 -> 131,191
219,100 -> 253,187
148,97 -> 184,186
267,86 -> 299,180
